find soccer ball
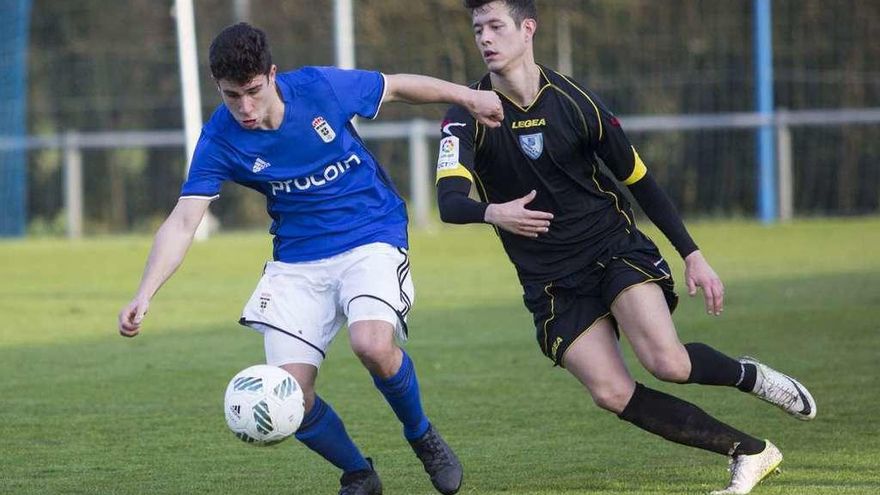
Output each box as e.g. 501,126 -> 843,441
224,364 -> 305,445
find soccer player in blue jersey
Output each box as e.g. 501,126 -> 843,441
117,22 -> 503,495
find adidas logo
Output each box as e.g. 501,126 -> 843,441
252,157 -> 271,173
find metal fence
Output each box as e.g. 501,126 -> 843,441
3,106 -> 878,238
2,0 -> 879,236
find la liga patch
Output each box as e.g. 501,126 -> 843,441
437,136 -> 460,171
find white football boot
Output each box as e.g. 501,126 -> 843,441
740,356 -> 816,420
710,441 -> 783,495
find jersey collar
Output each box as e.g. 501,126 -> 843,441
481,65 -> 552,112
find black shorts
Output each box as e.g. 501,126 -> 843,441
522,230 -> 678,366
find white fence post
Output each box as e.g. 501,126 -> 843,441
776,110 -> 793,221
63,131 -> 83,239
233,0 -> 251,21
556,9 -> 573,76
408,119 -> 431,229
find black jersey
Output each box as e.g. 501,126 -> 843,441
436,66 -> 651,283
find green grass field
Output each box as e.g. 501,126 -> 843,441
2,219 -> 879,494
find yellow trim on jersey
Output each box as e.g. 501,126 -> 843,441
471,169 -> 489,203
542,283 -> 556,354
556,71 -> 604,142
591,163 -> 633,226
550,86 -> 589,141
495,83 -> 552,113
622,147 -> 648,186
435,165 -> 474,184
536,65 -> 551,83
549,74 -> 633,226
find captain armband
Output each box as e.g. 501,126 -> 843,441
622,146 -> 648,186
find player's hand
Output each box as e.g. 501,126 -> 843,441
684,250 -> 724,316
466,89 -> 504,128
118,297 -> 150,338
484,190 -> 554,238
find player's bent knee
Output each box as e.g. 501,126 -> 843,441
590,386 -> 632,414
350,320 -> 396,352
646,355 -> 690,383
351,339 -> 395,363
277,363 -> 318,412
350,331 -> 398,375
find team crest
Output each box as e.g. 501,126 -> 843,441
519,132 -> 544,160
259,292 -> 271,313
312,116 -> 336,143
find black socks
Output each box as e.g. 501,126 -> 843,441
618,382 -> 765,456
684,342 -> 757,392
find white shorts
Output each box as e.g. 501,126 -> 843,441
239,242 -> 415,368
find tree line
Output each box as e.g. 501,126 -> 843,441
25,0 -> 880,233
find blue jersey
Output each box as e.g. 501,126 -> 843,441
181,67 -> 408,262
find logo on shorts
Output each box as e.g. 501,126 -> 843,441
653,257 -> 671,277
312,116 -> 336,143
259,293 -> 271,313
519,132 -> 544,160
551,336 -> 564,361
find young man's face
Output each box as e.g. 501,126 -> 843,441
472,1 -> 532,73
217,65 -> 278,130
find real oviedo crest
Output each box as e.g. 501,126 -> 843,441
312,116 -> 336,143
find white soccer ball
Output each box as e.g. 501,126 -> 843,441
224,364 -> 305,445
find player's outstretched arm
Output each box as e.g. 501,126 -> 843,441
624,174 -> 724,315
118,198 -> 210,337
383,74 -> 503,128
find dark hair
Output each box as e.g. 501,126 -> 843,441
209,22 -> 273,84
463,0 -> 538,25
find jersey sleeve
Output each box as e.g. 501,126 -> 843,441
318,67 -> 386,120
561,76 -> 648,187
435,105 -> 479,185
435,105 -> 488,224
560,75 -> 697,257
594,104 -> 648,187
586,93 -> 698,257
180,132 -> 231,200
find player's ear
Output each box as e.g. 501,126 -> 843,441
268,64 -> 277,83
522,18 -> 537,42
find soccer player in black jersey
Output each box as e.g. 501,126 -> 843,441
435,2 -> 817,494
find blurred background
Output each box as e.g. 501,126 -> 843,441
1,0 -> 878,237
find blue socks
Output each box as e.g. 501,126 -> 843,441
372,350 -> 430,441
294,352 -> 429,474
295,395 -> 370,473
